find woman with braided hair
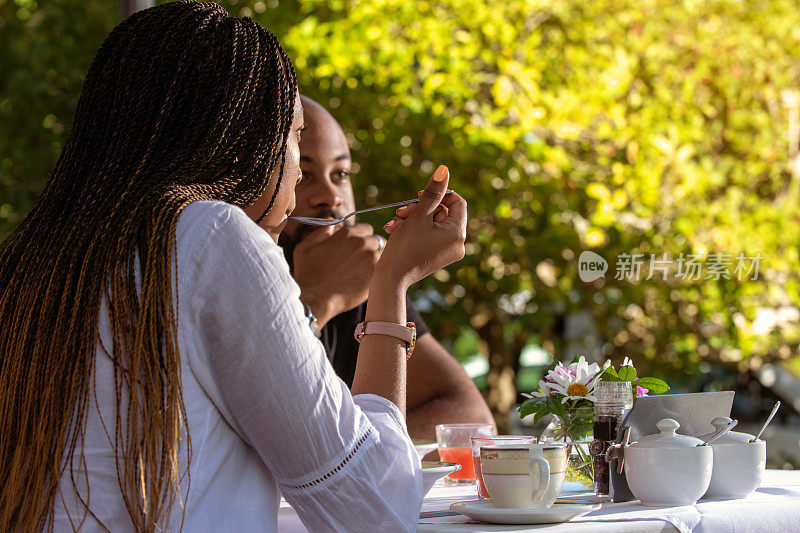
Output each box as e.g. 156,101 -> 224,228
0,2 -> 469,532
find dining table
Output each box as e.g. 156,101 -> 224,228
277,469 -> 800,532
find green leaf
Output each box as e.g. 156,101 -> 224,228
518,397 -> 546,419
547,397 -> 567,418
634,377 -> 671,394
602,368 -> 620,381
618,365 -> 637,382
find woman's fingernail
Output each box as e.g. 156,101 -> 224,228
433,165 -> 449,182
384,219 -> 394,227
418,191 -> 423,197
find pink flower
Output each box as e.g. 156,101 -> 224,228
545,364 -> 569,383
636,385 -> 649,397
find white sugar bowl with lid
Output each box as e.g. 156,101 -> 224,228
624,418 -> 713,506
698,417 -> 766,499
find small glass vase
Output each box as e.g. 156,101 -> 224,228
540,406 -> 594,492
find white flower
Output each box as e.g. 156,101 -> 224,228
602,359 -> 612,370
570,356 -> 602,380
530,380 -> 552,398
546,357 -> 598,403
622,356 -> 634,368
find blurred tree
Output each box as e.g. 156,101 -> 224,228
269,0 -> 800,428
2,0 -> 799,430
0,0 -> 114,236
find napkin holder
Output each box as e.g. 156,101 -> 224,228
609,391 -> 734,502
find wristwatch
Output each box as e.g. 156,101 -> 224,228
300,300 -> 321,338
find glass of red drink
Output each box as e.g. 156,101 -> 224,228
435,423 -> 496,485
471,435 -> 537,499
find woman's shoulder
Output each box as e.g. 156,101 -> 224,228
177,200 -> 259,239
177,200 -> 276,247
175,200 -> 287,285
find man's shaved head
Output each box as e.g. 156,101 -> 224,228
298,96 -> 351,175
279,96 -> 356,250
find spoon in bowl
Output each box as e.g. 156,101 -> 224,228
751,401 -> 780,443
697,418 -> 738,447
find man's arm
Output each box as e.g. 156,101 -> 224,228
405,333 -> 495,440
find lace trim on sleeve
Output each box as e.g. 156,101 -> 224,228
281,428 -> 374,491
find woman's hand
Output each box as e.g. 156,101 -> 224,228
374,165 -> 466,289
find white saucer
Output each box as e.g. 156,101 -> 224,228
450,500 -> 601,525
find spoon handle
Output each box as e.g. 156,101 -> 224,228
698,419 -> 738,447
351,189 -> 456,217
349,198 -> 420,216
752,401 -> 781,442
288,199 -> 421,226
289,189 -> 456,225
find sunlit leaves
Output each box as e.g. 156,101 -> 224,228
1,0 -> 798,383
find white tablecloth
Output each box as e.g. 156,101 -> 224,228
278,469 -> 800,532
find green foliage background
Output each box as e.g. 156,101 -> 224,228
2,0 -> 799,422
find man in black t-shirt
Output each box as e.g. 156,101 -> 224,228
279,96 -> 494,439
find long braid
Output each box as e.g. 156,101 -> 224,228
0,2 -> 298,530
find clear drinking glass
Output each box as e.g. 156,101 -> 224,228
435,423 -> 496,484
471,435 -> 537,499
592,381 -> 633,495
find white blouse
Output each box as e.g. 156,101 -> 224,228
54,201 -> 423,532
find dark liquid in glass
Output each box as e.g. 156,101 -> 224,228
592,415 -> 618,495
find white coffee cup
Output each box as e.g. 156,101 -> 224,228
480,443 -> 568,509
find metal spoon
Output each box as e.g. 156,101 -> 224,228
697,418 -> 738,447
289,190 -> 455,226
751,401 -> 780,443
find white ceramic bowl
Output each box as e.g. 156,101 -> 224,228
705,440 -> 766,499
624,419 -> 713,507
625,445 -> 712,506
697,417 -> 766,500
422,461 -> 460,495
